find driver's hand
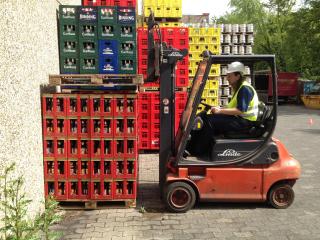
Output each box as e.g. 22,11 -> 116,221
211,106 -> 221,114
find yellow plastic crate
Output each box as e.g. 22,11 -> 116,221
190,44 -> 202,52
188,51 -> 202,60
188,68 -> 196,76
168,0 -> 182,8
188,36 -> 199,44
199,27 -> 221,36
154,6 -> 163,17
208,79 -> 219,89
170,7 -> 182,18
189,27 -> 200,36
199,43 -> 220,52
143,0 -> 157,6
143,6 -> 154,17
159,22 -> 182,27
205,97 -> 218,106
209,65 -> 220,76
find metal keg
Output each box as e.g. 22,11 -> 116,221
232,45 -> 238,55
223,45 -> 230,54
232,35 -> 238,44
247,24 -> 254,33
239,45 -> 245,55
247,34 -> 254,44
224,34 -> 231,44
240,24 -> 246,33
239,34 -> 246,44
221,66 -> 227,75
232,24 -> 239,33
244,66 -> 250,75
245,45 -> 252,54
224,24 -> 232,33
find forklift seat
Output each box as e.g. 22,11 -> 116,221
223,102 -> 273,139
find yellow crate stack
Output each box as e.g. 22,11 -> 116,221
143,0 -> 182,18
188,27 -> 221,112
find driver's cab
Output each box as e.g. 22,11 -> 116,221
174,55 -> 279,166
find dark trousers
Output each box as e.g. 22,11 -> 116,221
186,114 -> 253,156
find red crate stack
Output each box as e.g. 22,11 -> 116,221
82,0 -> 136,7
137,27 -> 189,88
42,93 -> 138,202
137,91 -> 187,150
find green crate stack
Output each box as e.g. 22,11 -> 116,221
78,6 -> 99,74
98,6 -> 118,40
59,5 -> 79,74
118,7 -> 137,74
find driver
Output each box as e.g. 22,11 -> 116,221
208,61 -> 259,135
185,61 -> 259,156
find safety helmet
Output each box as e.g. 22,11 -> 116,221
227,61 -> 245,74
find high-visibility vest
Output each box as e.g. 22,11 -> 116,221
227,81 -> 259,121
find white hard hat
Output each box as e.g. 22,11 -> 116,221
227,61 -> 245,74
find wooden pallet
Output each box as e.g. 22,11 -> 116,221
58,199 -> 136,210
49,74 -> 144,86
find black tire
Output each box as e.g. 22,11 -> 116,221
165,182 -> 196,213
268,184 -> 295,209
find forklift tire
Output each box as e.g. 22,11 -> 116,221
268,183 -> 295,209
165,182 -> 196,213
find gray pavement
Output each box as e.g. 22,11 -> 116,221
55,105 -> 320,240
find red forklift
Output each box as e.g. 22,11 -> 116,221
146,14 -> 301,213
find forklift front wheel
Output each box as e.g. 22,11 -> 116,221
268,183 -> 295,209
165,182 -> 196,213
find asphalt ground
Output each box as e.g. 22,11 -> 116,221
54,105 -> 320,240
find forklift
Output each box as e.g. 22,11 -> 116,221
146,14 -> 301,213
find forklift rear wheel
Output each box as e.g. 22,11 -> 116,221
268,184 -> 295,209
165,182 -> 196,213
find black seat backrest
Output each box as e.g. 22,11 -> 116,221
256,101 -> 272,127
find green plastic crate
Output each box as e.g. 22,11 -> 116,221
79,22 -> 98,40
60,55 -> 79,74
118,55 -> 137,74
97,23 -> 118,40
59,5 -> 78,23
59,39 -> 79,56
79,39 -> 98,57
119,40 -> 137,56
80,57 -> 99,74
98,6 -> 117,23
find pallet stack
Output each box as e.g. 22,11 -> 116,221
42,91 -> 138,205
188,27 -> 221,112
137,0 -> 188,151
45,0 -> 140,208
59,4 -> 137,74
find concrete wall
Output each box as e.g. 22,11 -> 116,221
0,0 -> 80,219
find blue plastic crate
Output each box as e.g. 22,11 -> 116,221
99,40 -> 118,57
117,7 -> 136,25
99,56 -> 118,74
78,6 -> 98,22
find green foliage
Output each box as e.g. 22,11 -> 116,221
219,0 -> 320,79
0,163 -> 62,240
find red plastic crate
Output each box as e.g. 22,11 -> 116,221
42,95 -> 67,117
68,180 -> 90,199
90,180 -> 113,200
91,159 -> 113,179
67,138 -> 90,159
113,180 -> 136,199
90,117 -> 113,138
45,180 -> 68,200
43,138 -> 67,158
113,159 -> 137,179
83,0 -> 136,6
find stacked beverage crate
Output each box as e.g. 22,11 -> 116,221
42,92 -> 138,205
136,0 -> 187,151
59,6 -> 80,74
59,4 -> 137,74
82,0 -> 136,6
219,23 -> 254,106
188,27 -> 221,112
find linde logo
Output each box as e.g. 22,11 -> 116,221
119,15 -> 134,22
80,14 -> 96,20
168,52 -> 183,57
218,149 -> 242,157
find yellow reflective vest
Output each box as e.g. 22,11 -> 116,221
227,81 -> 259,121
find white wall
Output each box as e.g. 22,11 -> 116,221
0,0 -> 80,219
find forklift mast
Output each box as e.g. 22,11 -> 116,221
146,13 -> 188,190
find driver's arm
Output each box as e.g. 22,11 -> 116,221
211,107 -> 242,116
